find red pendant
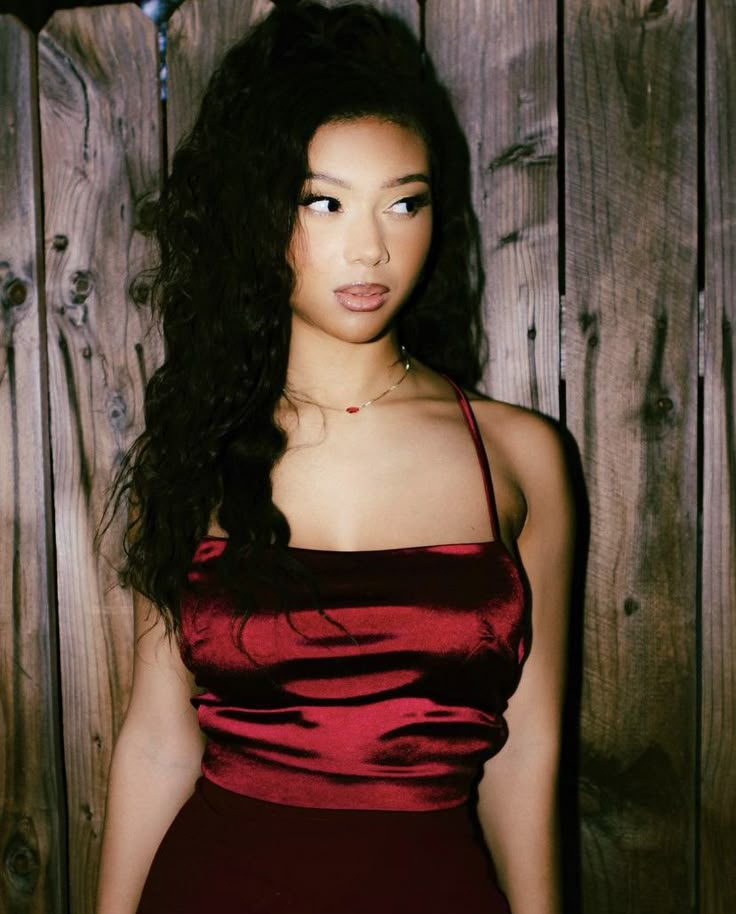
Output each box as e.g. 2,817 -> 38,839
346,406 -> 360,414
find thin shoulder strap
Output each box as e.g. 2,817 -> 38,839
443,375 -> 502,542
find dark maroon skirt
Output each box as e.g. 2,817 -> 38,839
137,777 -> 510,913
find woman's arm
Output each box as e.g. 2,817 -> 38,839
476,413 -> 575,914
95,586 -> 206,914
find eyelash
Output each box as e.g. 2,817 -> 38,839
299,192 -> 431,217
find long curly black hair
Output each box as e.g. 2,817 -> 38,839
103,1 -> 486,632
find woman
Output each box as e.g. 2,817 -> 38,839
96,3 -> 574,912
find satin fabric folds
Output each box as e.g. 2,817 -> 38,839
181,536 -> 527,811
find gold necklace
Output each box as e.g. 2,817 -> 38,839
286,346 -> 412,414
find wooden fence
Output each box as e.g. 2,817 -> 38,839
0,0 -> 733,911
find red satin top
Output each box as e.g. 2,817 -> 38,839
179,379 -> 527,811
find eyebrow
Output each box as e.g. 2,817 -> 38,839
306,171 -> 431,189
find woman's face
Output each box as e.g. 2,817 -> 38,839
288,117 -> 433,344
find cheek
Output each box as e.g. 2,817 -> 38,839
287,225 -> 306,277
291,223 -> 337,276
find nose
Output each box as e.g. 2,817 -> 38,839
344,212 -> 390,266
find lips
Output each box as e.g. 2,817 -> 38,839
334,283 -> 390,312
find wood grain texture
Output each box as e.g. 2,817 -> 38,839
38,6 -> 161,910
323,0 -> 418,24
564,2 -> 698,911
702,2 -> 736,911
364,0 -> 418,20
0,16 -> 66,914
425,0 -> 559,414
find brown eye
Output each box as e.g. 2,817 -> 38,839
301,195 -> 341,213
390,193 -> 431,216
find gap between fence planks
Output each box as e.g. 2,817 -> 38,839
564,1 -> 698,912
38,6 -> 162,910
702,2 -> 736,912
0,15 -> 66,914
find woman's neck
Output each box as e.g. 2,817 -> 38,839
284,328 -> 406,408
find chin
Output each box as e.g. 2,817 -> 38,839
292,308 -> 403,346
331,326 -> 396,346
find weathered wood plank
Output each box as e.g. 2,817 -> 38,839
702,2 -> 736,912
564,2 -> 698,911
425,0 -> 559,414
365,0 -> 417,20
0,16 -> 66,914
38,5 -> 162,910
323,0 -> 418,24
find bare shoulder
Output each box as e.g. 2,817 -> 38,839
469,397 -> 567,479
466,395 -> 574,536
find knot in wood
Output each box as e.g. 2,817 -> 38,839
8,845 -> 35,876
52,234 -> 69,252
107,392 -> 128,430
623,597 -> 640,616
489,141 -> 536,171
70,270 -> 94,304
488,133 -> 556,172
644,0 -> 668,21
578,311 -> 598,334
641,393 -> 677,434
129,275 -> 151,305
499,230 -> 521,247
3,827 -> 40,893
4,278 -> 27,307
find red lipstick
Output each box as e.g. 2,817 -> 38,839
334,283 -> 390,312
